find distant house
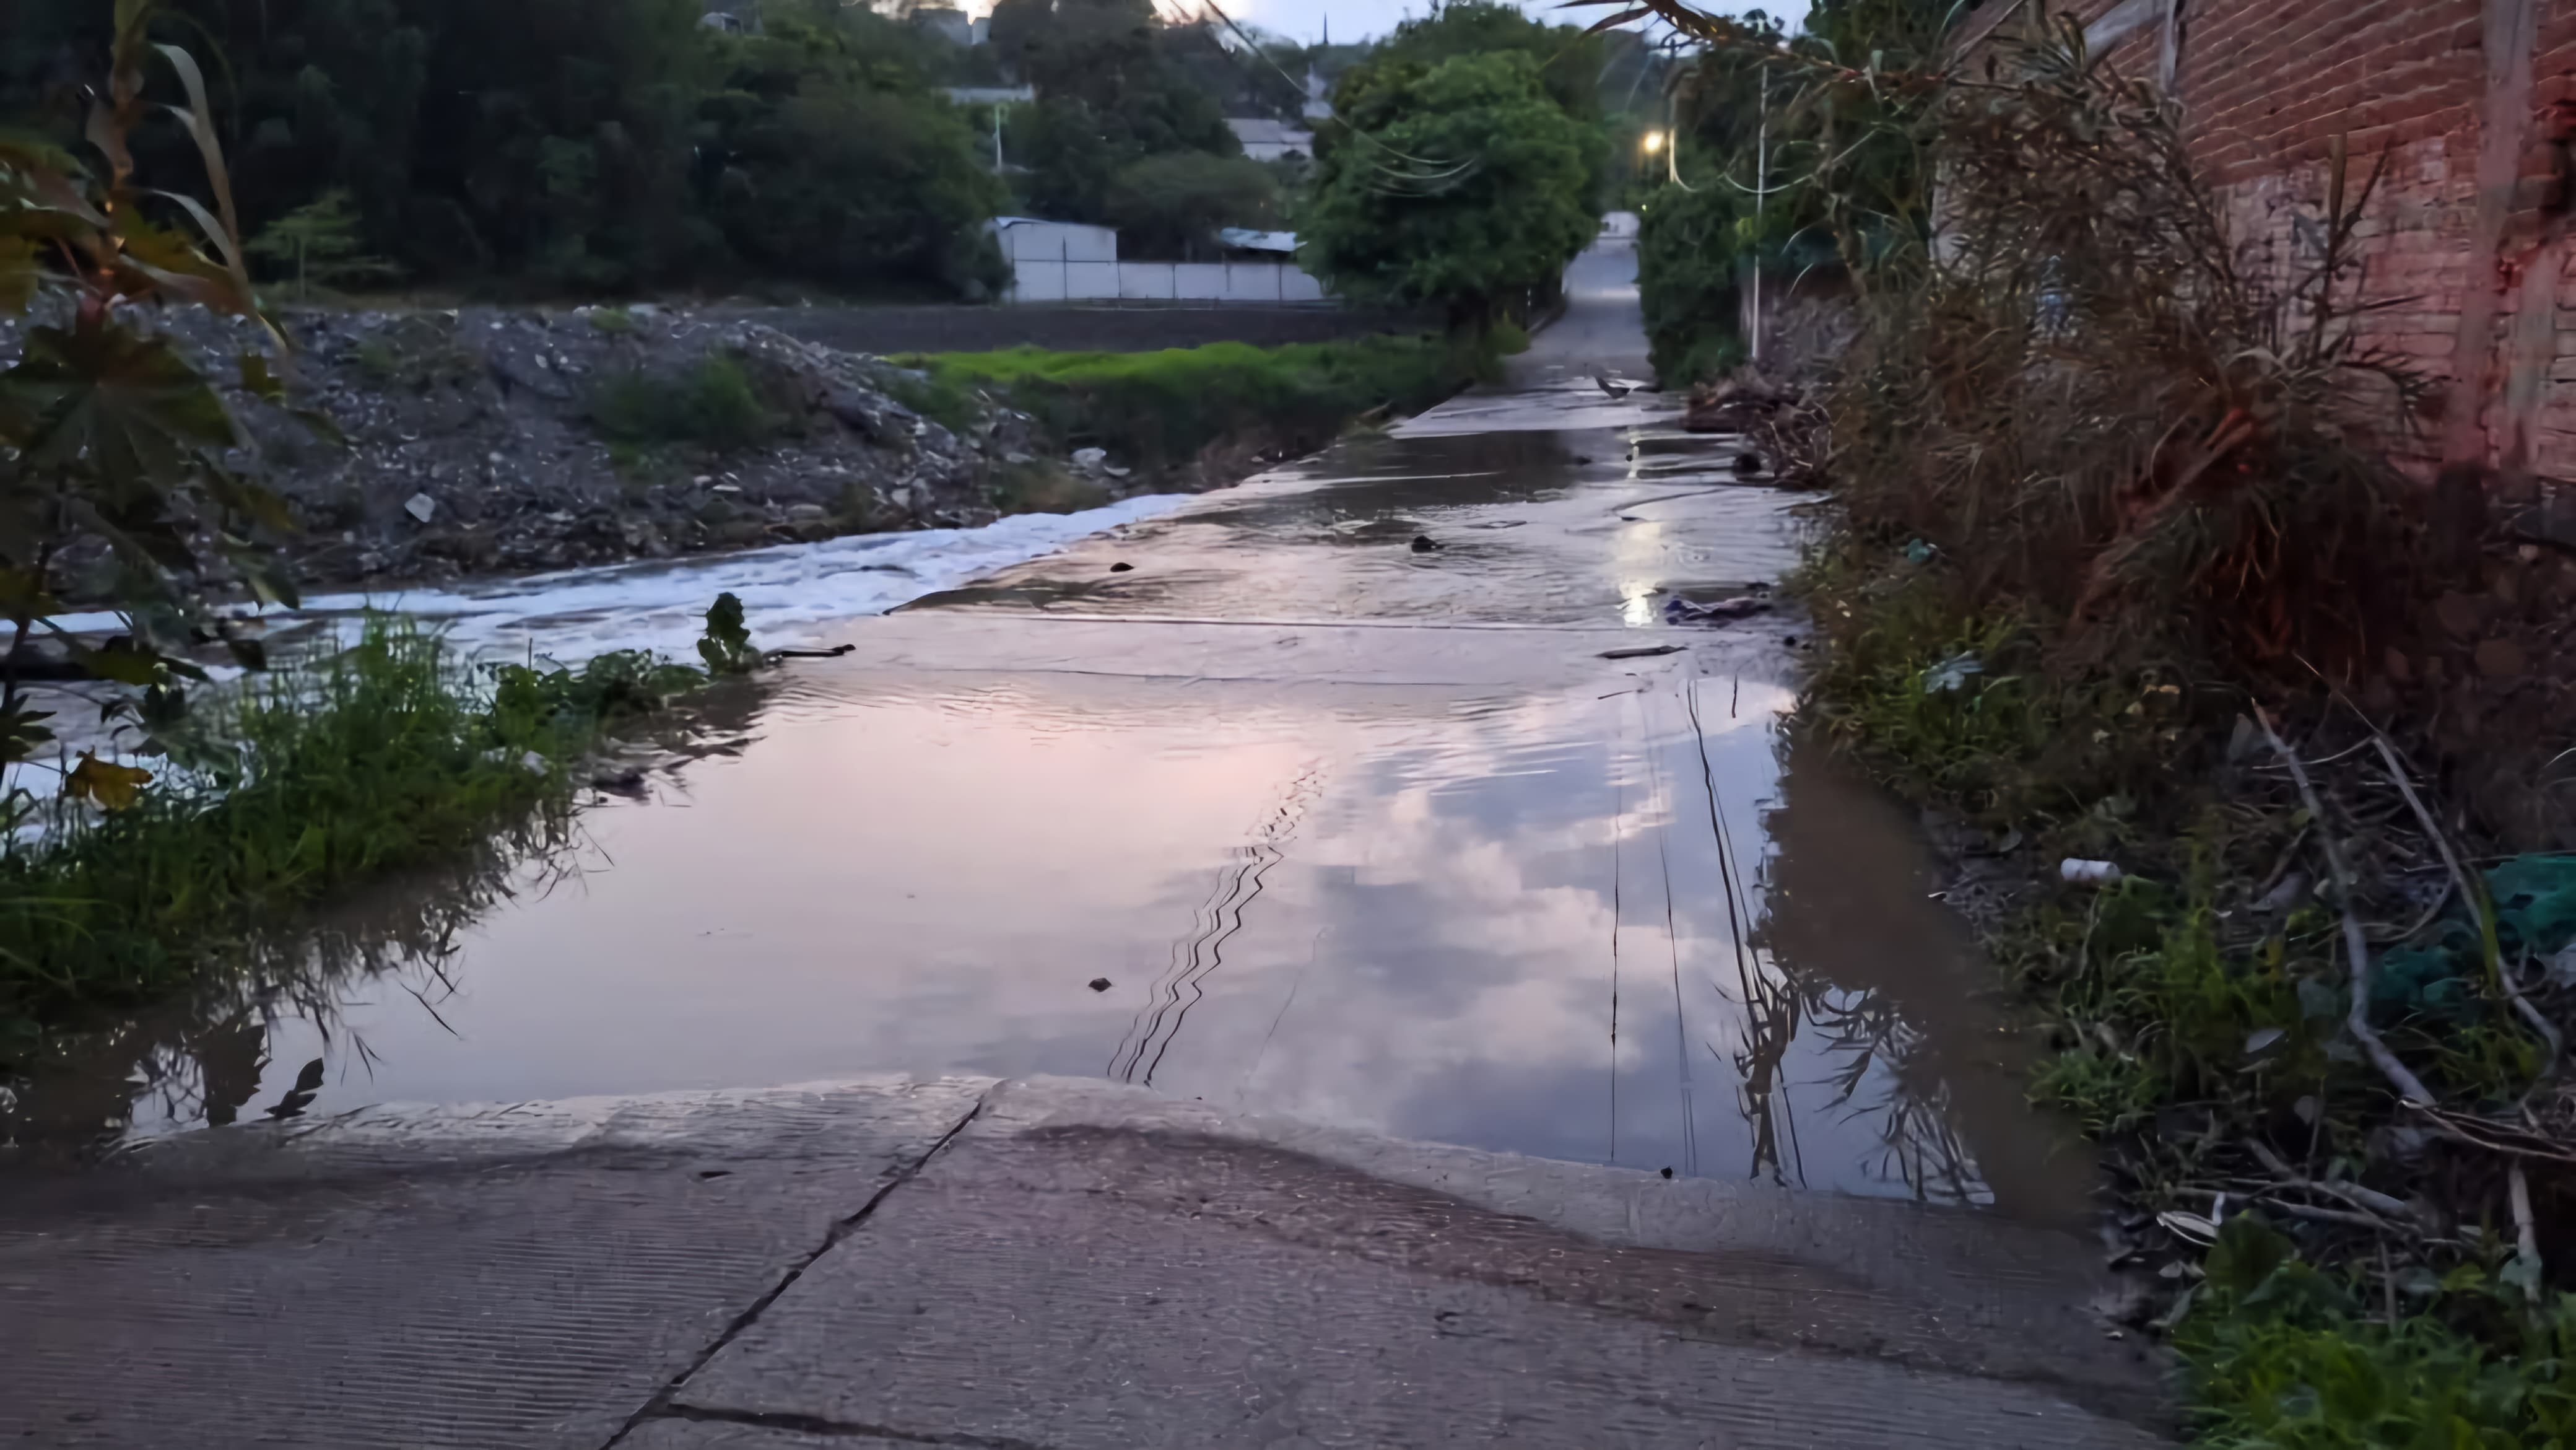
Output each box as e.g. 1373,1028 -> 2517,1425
1225,118 -> 1315,164
698,4 -> 757,34
990,217 -> 1325,305
910,6 -> 984,46
1217,229 -> 1297,258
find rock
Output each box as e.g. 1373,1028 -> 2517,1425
1088,977 -> 1113,992
1411,535 -> 1442,552
404,492 -> 438,525
784,503 -> 829,523
1110,562 -> 1135,573
1072,447 -> 1109,472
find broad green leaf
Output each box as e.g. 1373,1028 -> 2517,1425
71,635 -> 168,687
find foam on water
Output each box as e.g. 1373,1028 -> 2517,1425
53,494 -> 1193,664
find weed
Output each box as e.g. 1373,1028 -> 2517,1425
2180,1217 -> 2576,1447
588,354 -> 778,454
985,461 -> 1110,516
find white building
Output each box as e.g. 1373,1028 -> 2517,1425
1225,118 -> 1315,164
990,217 -> 1326,306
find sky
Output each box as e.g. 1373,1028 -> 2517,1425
946,1 -> 1809,46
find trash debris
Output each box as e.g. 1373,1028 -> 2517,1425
1924,652 -> 1984,694
1410,535 -> 1442,552
2061,858 -> 2124,886
404,492 -> 438,524
2244,1027 -> 2285,1054
1601,644 -> 1687,660
1904,538 -> 1936,565
518,750 -> 550,775
591,768 -> 648,798
1087,977 -> 1113,992
1663,594 -> 1771,624
1072,447 -> 1108,471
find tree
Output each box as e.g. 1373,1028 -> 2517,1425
246,190 -> 402,299
1103,151 -> 1277,261
1302,50 -> 1601,329
993,0 -> 1241,225
698,1 -> 1007,297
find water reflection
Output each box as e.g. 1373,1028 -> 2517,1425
1,348 -> 2084,1219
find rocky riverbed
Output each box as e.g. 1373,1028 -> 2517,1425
0,302 -> 1147,593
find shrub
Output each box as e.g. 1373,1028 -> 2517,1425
587,355 -> 778,453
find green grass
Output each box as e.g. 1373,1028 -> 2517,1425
0,619 -> 715,1068
2180,1217 -> 2576,1447
588,354 -> 778,453
887,333 -> 1489,473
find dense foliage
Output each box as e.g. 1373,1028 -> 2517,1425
991,0 -> 1279,260
1302,7 -> 1605,328
2,0 -> 1009,297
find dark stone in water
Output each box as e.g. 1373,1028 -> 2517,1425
1088,977 -> 1113,992
1410,535 -> 1441,553
1110,562 -> 1134,573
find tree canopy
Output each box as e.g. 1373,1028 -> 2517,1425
0,0 -> 1007,297
1301,41 -> 1603,326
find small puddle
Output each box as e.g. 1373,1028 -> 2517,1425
0,362 -> 2090,1222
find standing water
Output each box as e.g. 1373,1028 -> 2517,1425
1,248 -> 2090,1221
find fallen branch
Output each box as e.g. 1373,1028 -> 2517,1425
2255,708 -> 2436,1106
2243,1138 -> 2427,1226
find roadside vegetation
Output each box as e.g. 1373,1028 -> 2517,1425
892,334 -> 1492,476
1630,0 -> 2576,1440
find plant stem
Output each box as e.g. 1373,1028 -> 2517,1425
2256,707 -> 2435,1106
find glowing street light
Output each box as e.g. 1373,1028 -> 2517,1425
1640,129 -> 1668,154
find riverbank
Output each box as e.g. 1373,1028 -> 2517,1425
0,306 -> 1473,598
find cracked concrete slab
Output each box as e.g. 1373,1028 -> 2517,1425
663,1078 -> 2172,1449
0,1076 -> 993,1450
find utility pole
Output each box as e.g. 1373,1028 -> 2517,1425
1751,63 -> 1769,369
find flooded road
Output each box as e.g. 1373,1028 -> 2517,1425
2,247 -> 2089,1221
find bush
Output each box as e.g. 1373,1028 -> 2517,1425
588,355 -> 778,453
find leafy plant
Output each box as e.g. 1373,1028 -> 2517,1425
0,0 -> 320,799
696,592 -> 762,675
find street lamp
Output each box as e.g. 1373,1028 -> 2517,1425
1640,129 -> 1667,154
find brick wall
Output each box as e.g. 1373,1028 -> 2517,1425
1954,0 -> 2576,485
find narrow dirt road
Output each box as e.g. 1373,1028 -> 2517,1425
0,244 -> 2173,1448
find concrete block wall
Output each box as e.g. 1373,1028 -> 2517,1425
1954,0 -> 2576,484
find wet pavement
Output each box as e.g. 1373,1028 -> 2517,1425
0,243 -> 2169,1448
4,245 -> 2089,1220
